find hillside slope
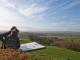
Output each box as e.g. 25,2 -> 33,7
30,46 -> 80,60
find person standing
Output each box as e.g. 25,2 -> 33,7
0,26 -> 20,49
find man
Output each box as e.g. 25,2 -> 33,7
0,26 -> 20,49
0,31 -> 11,48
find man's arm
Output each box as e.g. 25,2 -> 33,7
1,31 -> 11,36
0,31 -> 11,41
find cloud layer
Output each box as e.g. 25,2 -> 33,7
0,0 -> 80,31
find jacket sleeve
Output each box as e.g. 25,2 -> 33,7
0,31 -> 11,41
1,31 -> 11,36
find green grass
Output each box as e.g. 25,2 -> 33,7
20,38 -> 80,60
0,37 -> 80,60
0,40 -> 2,48
20,37 -> 31,44
30,46 -> 80,60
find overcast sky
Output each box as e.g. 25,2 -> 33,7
0,0 -> 80,32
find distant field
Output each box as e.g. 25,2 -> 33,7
52,35 -> 80,41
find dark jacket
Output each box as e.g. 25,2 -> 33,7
0,31 -> 20,49
0,31 -> 11,48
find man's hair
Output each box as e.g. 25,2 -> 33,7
11,26 -> 19,33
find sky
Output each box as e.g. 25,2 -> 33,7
0,0 -> 80,32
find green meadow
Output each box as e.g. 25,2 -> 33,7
0,36 -> 80,60
20,37 -> 80,60
53,35 -> 80,41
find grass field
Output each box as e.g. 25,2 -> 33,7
0,36 -> 80,60
20,38 -> 80,60
53,35 -> 80,41
30,46 -> 80,60
20,37 -> 31,44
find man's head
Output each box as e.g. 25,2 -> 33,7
10,26 -> 19,34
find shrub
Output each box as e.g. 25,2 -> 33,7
0,49 -> 30,60
28,35 -> 80,52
